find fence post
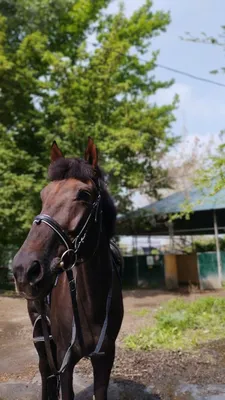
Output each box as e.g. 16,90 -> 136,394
213,210 -> 222,287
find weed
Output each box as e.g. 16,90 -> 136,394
131,308 -> 150,317
124,297 -> 225,351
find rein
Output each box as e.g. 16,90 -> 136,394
32,188 -> 114,379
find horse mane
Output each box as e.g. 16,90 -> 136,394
48,158 -> 116,238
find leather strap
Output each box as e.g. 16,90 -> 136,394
89,253 -> 115,358
32,250 -> 117,379
66,269 -> 84,350
41,314 -> 58,376
34,214 -> 73,250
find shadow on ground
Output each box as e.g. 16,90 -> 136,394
0,376 -> 161,400
76,378 -> 161,400
2,373 -> 225,399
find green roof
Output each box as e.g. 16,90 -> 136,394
117,185 -> 225,236
141,186 -> 225,216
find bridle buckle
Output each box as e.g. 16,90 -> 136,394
59,249 -> 77,271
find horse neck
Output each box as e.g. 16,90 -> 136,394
77,231 -> 111,308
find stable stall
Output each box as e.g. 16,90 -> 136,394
117,186 -> 225,290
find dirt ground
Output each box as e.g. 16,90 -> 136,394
1,289 -> 225,399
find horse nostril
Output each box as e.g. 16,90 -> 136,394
27,260 -> 43,286
13,265 -> 24,283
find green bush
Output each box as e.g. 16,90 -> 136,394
0,267 -> 14,289
194,237 -> 225,252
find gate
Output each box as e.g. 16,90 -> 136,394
122,254 -> 165,288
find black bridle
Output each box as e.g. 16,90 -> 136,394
31,186 -> 114,380
33,192 -> 102,272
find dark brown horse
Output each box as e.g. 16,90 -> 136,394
12,138 -> 124,400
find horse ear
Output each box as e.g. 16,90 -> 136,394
84,137 -> 98,167
50,141 -> 64,162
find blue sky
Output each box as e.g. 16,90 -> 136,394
107,0 -> 225,212
108,1 -> 225,244
109,0 -> 225,144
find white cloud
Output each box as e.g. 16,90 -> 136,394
131,191 -> 150,209
130,132 -> 223,212
167,132 -> 222,163
154,82 -> 192,108
187,97 -> 225,118
106,0 -> 146,16
153,81 -> 225,124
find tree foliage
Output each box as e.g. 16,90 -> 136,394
181,30 -> 225,75
0,0 -> 178,247
181,28 -> 225,198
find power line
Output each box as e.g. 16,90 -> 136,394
87,42 -> 225,88
156,64 -> 225,88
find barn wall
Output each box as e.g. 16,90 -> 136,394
177,254 -> 199,284
164,254 -> 178,290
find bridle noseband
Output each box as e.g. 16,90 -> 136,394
33,192 -> 102,272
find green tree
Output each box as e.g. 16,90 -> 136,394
0,0 -> 178,247
181,29 -> 225,195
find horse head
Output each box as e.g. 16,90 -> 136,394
12,137 -> 116,300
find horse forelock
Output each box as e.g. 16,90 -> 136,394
48,158 -> 116,238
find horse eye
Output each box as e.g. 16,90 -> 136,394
76,190 -> 91,203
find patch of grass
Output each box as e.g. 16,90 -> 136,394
131,308 -> 150,317
124,297 -> 225,351
0,289 -> 18,297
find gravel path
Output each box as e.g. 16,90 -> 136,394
1,290 -> 225,399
